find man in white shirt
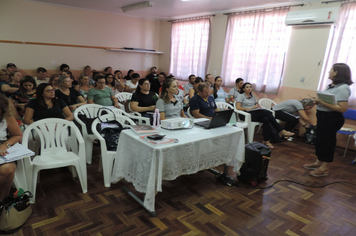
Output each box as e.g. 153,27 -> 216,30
34,67 -> 49,85
183,74 -> 196,94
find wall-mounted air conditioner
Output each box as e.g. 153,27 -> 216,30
285,7 -> 339,26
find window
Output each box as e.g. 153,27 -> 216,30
169,18 -> 211,80
221,8 -> 291,94
319,2 -> 356,107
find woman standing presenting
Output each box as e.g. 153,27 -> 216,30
304,63 -> 353,177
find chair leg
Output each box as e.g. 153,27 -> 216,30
85,139 -> 94,164
248,127 -> 255,143
31,169 -> 40,204
73,163 -> 87,193
102,156 -> 114,187
343,135 -> 352,158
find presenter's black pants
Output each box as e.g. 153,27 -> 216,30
274,110 -> 299,131
315,111 -> 344,162
244,110 -> 283,141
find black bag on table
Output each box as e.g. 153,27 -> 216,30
304,125 -> 317,145
96,107 -> 128,151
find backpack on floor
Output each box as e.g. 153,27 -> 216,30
304,125 -> 317,145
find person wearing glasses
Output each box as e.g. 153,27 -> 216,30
130,78 -> 158,118
87,75 -> 120,107
124,72 -> 140,93
1,71 -> 22,98
0,69 -> 10,84
24,83 -> 73,125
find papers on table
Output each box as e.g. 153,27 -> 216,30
317,91 -> 336,104
0,143 -> 35,164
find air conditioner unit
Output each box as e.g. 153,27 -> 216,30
285,7 -> 339,26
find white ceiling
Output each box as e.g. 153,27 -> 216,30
27,0 -> 315,20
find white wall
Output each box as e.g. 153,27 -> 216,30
0,0 -> 161,72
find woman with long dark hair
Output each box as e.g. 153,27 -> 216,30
212,76 -> 229,103
24,83 -> 73,125
303,63 -> 353,177
130,78 -> 158,117
12,76 -> 37,116
236,82 -> 294,148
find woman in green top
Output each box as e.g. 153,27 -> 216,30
87,76 -> 120,108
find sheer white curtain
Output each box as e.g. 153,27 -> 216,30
221,8 -> 291,94
169,18 -> 210,80
319,2 -> 356,107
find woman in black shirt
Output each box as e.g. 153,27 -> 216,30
130,78 -> 158,117
56,75 -> 86,111
24,83 -> 73,125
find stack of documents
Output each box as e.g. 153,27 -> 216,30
0,143 -> 35,164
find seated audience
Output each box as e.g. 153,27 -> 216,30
56,76 -> 86,111
34,67 -> 49,85
24,83 -> 73,125
188,77 -> 204,99
12,76 -> 37,116
81,65 -> 94,86
183,74 -> 196,94
6,63 -> 17,74
156,78 -> 187,120
0,94 -> 23,201
146,66 -> 158,82
59,63 -> 70,72
130,78 -> 158,117
272,98 -> 315,132
0,69 -> 10,84
124,69 -> 134,81
151,72 -> 166,94
105,74 -> 119,95
228,78 -> 244,103
1,71 -> 22,97
114,70 -> 125,92
61,70 -> 79,90
49,74 -> 60,90
190,82 -> 219,119
125,73 -> 140,93
104,66 -> 112,75
87,76 -> 120,107
205,74 -> 214,88
235,82 -> 294,148
78,74 -> 93,100
212,76 -> 229,103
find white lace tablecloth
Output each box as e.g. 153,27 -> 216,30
111,125 -> 245,212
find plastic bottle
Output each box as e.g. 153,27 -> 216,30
153,109 -> 160,128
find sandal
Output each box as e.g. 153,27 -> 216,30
280,130 -> 295,138
302,163 -> 320,170
262,141 -> 274,149
309,168 -> 328,177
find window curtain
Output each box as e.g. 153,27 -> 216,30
221,8 -> 291,94
169,18 -> 210,80
318,2 -> 356,107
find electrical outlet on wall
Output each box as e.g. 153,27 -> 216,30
213,70 -> 217,76
300,76 -> 305,82
51,60 -> 56,66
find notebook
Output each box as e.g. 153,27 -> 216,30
194,109 -> 234,129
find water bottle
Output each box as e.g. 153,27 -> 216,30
153,109 -> 160,128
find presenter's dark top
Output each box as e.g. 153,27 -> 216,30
189,94 -> 217,117
55,88 -> 81,106
27,99 -> 67,121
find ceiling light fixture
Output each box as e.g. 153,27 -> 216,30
121,1 -> 153,12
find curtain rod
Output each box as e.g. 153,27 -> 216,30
223,4 -> 303,15
168,14 -> 215,23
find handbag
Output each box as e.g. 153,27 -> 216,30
0,190 -> 33,234
304,125 -> 317,145
96,107 -> 128,151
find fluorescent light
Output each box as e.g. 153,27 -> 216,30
121,1 -> 153,12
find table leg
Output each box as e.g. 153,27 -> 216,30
121,186 -> 157,217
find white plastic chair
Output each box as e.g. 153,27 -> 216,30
113,108 -> 150,125
115,92 -> 132,103
22,118 -> 87,203
233,101 -> 263,143
74,104 -> 104,164
259,98 -> 277,110
215,102 -> 248,130
187,107 -> 194,118
91,113 -> 136,187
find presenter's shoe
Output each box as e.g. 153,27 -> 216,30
309,168 -> 328,177
302,163 -> 321,170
